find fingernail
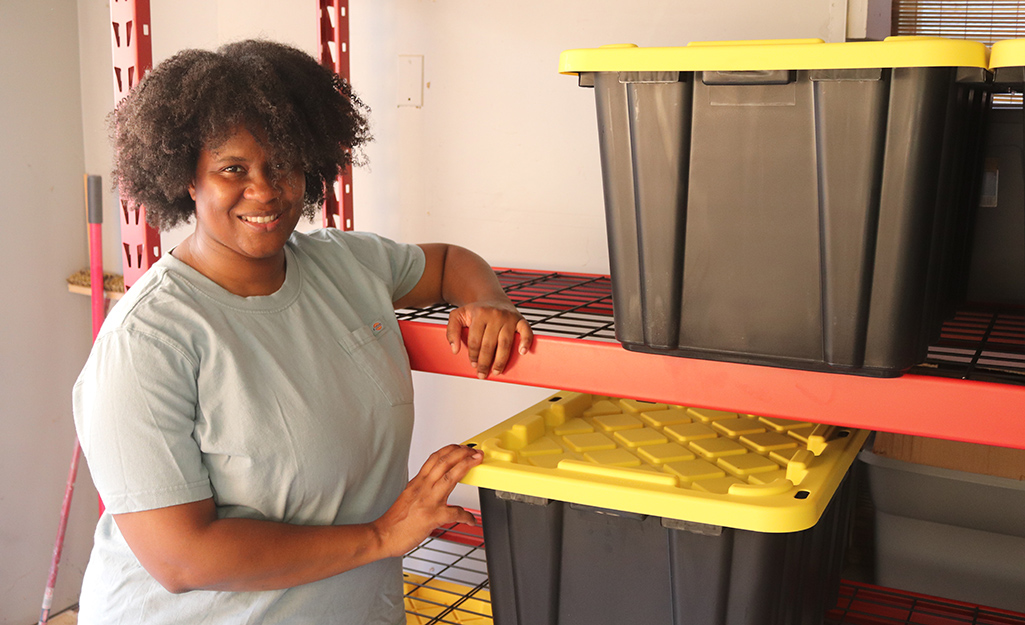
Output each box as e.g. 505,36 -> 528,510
519,346 -> 528,355
492,368 -> 501,377
450,342 -> 458,354
477,372 -> 488,380
470,361 -> 477,369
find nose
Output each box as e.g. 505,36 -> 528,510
244,167 -> 281,203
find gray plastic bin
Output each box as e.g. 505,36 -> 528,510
860,449 -> 1025,612
561,38 -> 991,376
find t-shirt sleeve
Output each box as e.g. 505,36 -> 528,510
318,229 -> 426,302
73,329 -> 212,514
383,237 -> 427,302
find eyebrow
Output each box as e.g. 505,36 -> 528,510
207,153 -> 247,164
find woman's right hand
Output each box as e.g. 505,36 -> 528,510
372,444 -> 483,558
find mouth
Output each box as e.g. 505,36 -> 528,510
239,213 -> 282,225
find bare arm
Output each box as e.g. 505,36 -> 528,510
395,243 -> 533,378
113,444 -> 481,593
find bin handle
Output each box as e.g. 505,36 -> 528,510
557,459 -> 680,487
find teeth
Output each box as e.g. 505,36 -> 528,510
241,214 -> 278,224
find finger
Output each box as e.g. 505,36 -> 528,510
516,319 -> 534,355
446,311 -> 465,355
423,445 -> 480,483
428,449 -> 483,497
416,444 -> 464,479
475,327 -> 498,379
489,324 -> 517,375
445,505 -> 478,528
465,319 -> 484,371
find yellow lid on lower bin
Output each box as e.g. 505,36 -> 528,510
990,38 -> 1025,69
461,392 -> 868,533
559,36 -> 988,75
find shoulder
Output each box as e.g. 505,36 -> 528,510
95,259 -> 207,360
289,229 -> 426,300
291,228 -> 424,274
293,228 -> 415,257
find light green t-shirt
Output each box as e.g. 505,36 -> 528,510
73,229 -> 426,624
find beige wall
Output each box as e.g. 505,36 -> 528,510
1,2 -> 849,622
0,2 -> 98,623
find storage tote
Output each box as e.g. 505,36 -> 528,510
860,449 -> 1025,613
462,392 -> 869,625
560,37 -> 990,376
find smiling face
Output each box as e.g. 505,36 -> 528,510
187,126 -> 306,271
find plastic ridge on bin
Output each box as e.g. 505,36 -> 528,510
559,37 -> 989,74
989,38 -> 1025,70
461,392 -> 868,533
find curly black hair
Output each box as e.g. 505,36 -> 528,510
110,39 -> 371,231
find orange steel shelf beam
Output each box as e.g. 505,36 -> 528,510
400,321 -> 1025,451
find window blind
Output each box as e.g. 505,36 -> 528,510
892,0 -> 1025,106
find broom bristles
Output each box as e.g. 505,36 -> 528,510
66,269 -> 125,293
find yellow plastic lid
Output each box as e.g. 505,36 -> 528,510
990,38 -> 1025,68
461,392 -> 869,533
559,36 -> 989,75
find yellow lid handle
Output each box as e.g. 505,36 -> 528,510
728,478 -> 795,497
786,449 -> 815,485
481,438 -> 517,463
557,459 -> 680,487
806,424 -> 836,456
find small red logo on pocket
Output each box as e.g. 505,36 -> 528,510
372,321 -> 384,333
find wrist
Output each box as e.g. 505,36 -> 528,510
367,518 -> 396,559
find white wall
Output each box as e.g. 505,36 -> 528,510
0,2 -> 847,622
347,0 -> 849,507
0,3 -> 99,623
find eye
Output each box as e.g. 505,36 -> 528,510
222,165 -> 246,174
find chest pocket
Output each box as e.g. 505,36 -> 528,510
337,322 -> 414,407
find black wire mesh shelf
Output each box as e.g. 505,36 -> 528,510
827,582 -> 1025,625
402,525 -> 1025,625
396,270 -> 617,343
917,307 -> 1025,384
402,522 -> 489,625
397,269 -> 1025,386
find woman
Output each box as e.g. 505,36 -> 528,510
72,39 -> 532,624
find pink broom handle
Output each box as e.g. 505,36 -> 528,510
38,176 -> 104,625
87,175 -> 104,339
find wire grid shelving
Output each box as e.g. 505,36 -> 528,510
397,268 -> 1025,385
402,521 -> 489,625
397,270 -> 618,344
402,523 -> 1025,625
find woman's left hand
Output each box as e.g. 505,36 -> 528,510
447,300 -> 533,379
396,243 -> 535,378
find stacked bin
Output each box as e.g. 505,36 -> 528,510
461,392 -> 869,625
559,38 -> 990,376
987,39 -> 1025,303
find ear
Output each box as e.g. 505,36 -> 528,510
188,180 -> 197,201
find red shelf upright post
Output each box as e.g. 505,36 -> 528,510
110,0 -> 161,288
318,0 -> 354,230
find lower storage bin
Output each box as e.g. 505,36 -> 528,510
462,392 -> 869,625
860,450 -> 1025,613
479,478 -> 856,625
